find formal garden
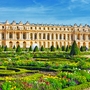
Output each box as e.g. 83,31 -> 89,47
0,41 -> 90,90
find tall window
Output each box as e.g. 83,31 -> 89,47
30,33 -> 33,40
43,34 -> 45,39
2,33 -> 4,39
35,33 -> 37,39
9,33 -> 13,39
16,33 -> 19,39
59,34 -> 62,39
23,33 -> 26,39
47,34 -> 49,40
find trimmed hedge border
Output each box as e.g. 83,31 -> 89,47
63,82 -> 90,90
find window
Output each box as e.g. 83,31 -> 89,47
9,33 -> 13,38
35,33 -> 37,39
16,33 -> 19,39
23,33 -> 26,39
2,26 -> 4,29
43,34 -> 45,39
2,33 -> 4,39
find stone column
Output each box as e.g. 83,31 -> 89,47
66,34 -> 67,40
20,32 -> 22,40
69,34 -> 71,40
41,33 -> 43,40
7,32 -> 9,40
80,34 -> 82,40
86,34 -> 88,40
0,32 -> 1,40
62,34 -> 63,40
13,32 -> 14,40
37,33 -> 39,40
26,32 -> 28,40
58,34 -> 59,40
28,32 -> 30,40
74,34 -> 77,40
54,34 -> 56,40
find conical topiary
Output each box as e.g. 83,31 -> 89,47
70,40 -> 80,55
50,45 -> 55,51
29,46 -> 32,51
33,46 -> 39,52
16,45 -> 21,52
40,46 -> 44,51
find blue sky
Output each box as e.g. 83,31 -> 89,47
0,0 -> 90,25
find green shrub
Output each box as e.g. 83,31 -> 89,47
70,40 -> 80,55
50,45 -> 55,51
16,45 -> 21,52
62,46 -> 66,51
40,46 -> 44,51
4,46 -> 8,51
13,45 -> 15,49
66,45 -> 69,52
29,46 -> 32,51
80,46 -> 87,52
33,46 -> 39,52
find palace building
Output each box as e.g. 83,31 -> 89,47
0,20 -> 90,48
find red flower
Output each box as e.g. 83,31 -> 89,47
45,82 -> 50,85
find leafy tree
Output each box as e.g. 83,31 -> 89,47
29,46 -> 32,51
66,45 -> 69,52
33,46 -> 39,52
16,45 -> 21,52
50,45 -> 55,51
40,46 -> 44,51
4,46 -> 8,51
62,46 -> 66,51
13,45 -> 15,49
70,40 -> 80,55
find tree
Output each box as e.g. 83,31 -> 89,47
33,46 -> 39,52
40,46 -> 44,51
56,45 -> 59,50
80,46 -> 87,52
66,45 -> 69,52
62,46 -> 66,51
16,45 -> 21,52
13,45 -> 15,49
50,45 -> 55,51
2,45 -> 4,49
0,45 -> 2,52
4,46 -> 8,51
70,40 -> 80,55
29,46 -> 32,51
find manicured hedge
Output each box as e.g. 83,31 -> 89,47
63,82 -> 90,90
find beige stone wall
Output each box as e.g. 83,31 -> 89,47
0,21 -> 90,48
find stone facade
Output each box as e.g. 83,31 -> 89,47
0,20 -> 90,48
